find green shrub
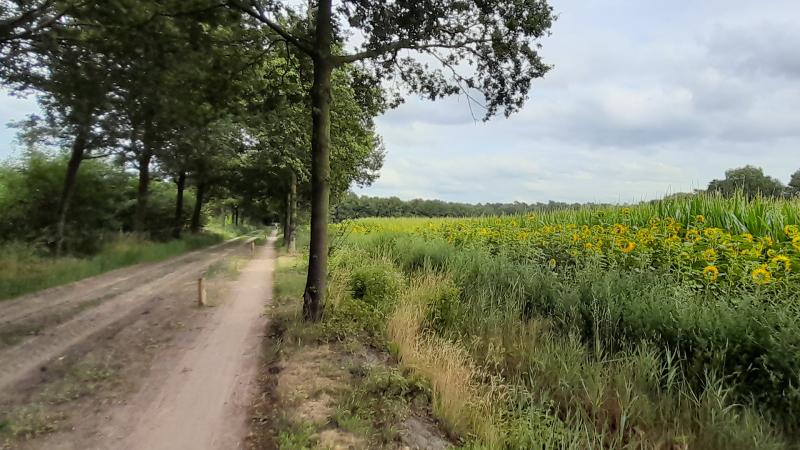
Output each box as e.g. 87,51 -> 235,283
350,263 -> 402,308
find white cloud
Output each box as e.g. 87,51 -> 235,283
356,0 -> 800,203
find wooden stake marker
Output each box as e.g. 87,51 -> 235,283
198,277 -> 207,307
250,241 -> 255,257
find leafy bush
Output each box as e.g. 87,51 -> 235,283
0,151 -> 199,254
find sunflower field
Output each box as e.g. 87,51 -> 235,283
350,210 -> 800,294
323,193 -> 800,448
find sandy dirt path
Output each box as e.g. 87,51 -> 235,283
96,236 -> 276,450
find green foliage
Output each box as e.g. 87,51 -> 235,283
326,198 -> 800,447
707,165 -> 785,199
335,366 -> 431,445
0,151 -> 202,252
333,192 -> 589,220
0,233 -> 222,301
789,169 -> 800,196
0,151 -> 128,252
276,422 -> 317,450
349,263 -> 402,308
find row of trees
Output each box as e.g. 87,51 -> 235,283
1,1 -> 384,256
1,0 -> 556,321
0,151 -> 213,253
336,165 -> 800,221
332,193 -> 585,220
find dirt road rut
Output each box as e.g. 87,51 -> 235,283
0,239 -> 250,393
98,236 -> 275,450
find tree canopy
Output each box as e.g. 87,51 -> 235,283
707,166 -> 786,199
227,0 -> 556,320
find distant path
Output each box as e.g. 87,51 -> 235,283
101,235 -> 275,450
0,238 -> 249,393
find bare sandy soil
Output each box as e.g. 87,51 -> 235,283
100,238 -> 274,450
0,235 -> 275,450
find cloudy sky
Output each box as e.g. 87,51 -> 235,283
357,0 -> 800,203
2,0 -> 799,204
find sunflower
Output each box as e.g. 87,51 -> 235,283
793,237 -> 800,252
619,240 -> 636,253
751,265 -> 772,285
548,258 -> 557,269
696,215 -> 706,223
702,248 -> 718,263
784,225 -> 799,239
771,255 -> 792,272
612,224 -> 627,234
703,265 -> 719,282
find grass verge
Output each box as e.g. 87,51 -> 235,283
0,233 -> 225,301
247,251 -> 451,450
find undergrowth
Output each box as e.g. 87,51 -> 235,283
320,235 -> 797,449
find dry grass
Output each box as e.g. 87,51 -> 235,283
386,275 -> 504,447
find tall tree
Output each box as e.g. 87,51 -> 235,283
228,0 -> 555,320
0,0 -> 69,44
788,169 -> 800,196
707,166 -> 785,199
1,2 -> 118,254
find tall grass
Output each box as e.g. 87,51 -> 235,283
357,192 -> 800,240
0,233 -> 224,301
322,200 -> 800,449
504,191 -> 799,239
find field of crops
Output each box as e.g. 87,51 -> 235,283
322,193 -> 800,449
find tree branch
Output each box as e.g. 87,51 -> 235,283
0,0 -> 69,43
225,0 -> 313,56
332,37 -> 490,66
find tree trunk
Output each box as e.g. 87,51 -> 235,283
172,171 -> 186,239
134,113 -> 156,234
190,182 -> 206,233
303,0 -> 333,322
283,193 -> 291,247
134,150 -> 152,234
289,170 -> 297,253
55,125 -> 89,256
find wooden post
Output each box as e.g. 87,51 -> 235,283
250,241 -> 255,257
198,277 -> 206,307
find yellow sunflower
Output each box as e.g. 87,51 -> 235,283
771,255 -> 792,272
751,265 -> 772,285
703,265 -> 719,282
703,248 -> 718,263
619,240 -> 636,253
